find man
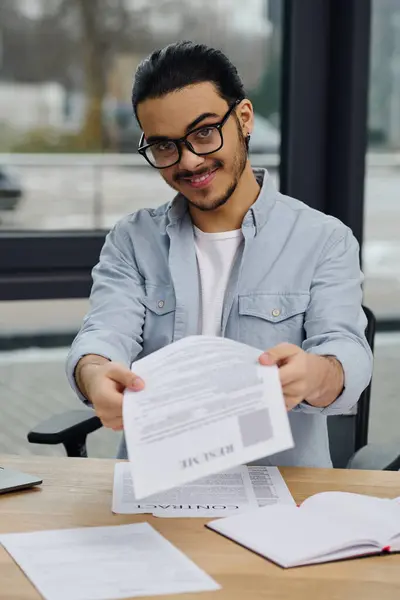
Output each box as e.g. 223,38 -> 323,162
67,41 -> 372,467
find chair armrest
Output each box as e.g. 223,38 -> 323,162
347,442 -> 400,471
27,409 -> 102,446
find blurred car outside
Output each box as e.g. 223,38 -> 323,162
0,166 -> 23,215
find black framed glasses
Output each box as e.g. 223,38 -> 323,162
138,100 -> 240,169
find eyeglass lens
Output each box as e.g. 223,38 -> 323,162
145,126 -> 222,168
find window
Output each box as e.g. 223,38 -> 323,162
0,0 -> 282,233
363,0 -> 400,322
0,0 -> 283,457
362,0 -> 400,445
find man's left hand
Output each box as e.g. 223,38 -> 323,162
259,343 -> 344,411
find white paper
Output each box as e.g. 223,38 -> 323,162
112,463 -> 295,517
248,466 -> 296,507
0,523 -> 220,600
113,462 -> 258,517
156,466 -> 295,517
123,335 -> 293,498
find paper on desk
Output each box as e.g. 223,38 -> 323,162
123,335 -> 293,499
0,522 -> 220,600
112,463 -> 295,517
248,466 -> 296,507
155,466 -> 295,517
113,462 -> 258,517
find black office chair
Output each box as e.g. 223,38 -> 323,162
328,306 -> 400,470
28,306 -> 400,470
327,305 -> 376,468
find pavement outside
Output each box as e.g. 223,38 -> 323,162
0,346 -> 121,458
0,334 -> 399,460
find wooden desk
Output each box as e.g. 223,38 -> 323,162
1,456 -> 400,600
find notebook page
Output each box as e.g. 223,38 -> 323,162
208,504 -> 380,568
301,492 -> 400,546
388,534 -> 400,551
296,545 -> 380,567
387,499 -> 400,551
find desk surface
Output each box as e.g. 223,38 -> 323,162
1,456 -> 400,600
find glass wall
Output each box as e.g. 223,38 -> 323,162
363,0 -> 400,445
0,0 -> 282,232
363,0 -> 400,321
0,0 -> 283,457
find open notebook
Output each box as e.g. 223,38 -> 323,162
207,491 -> 400,568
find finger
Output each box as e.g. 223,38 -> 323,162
259,343 -> 301,366
111,419 -> 124,432
96,405 -> 123,425
102,416 -> 123,431
93,383 -> 123,419
282,381 -> 306,398
259,353 -> 276,366
284,395 -> 303,411
278,363 -> 302,387
107,363 -> 145,391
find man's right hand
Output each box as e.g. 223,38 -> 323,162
75,356 -> 145,431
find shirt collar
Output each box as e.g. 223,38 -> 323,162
245,168 -> 278,233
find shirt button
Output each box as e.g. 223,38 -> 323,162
158,300 -> 165,309
272,308 -> 281,317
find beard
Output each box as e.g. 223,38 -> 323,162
177,127 -> 248,213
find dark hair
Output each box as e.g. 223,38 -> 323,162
132,41 -> 245,121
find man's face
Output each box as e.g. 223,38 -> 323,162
137,82 -> 253,212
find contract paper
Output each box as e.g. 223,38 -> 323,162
248,466 -> 296,507
156,467 -> 296,516
112,464 -> 295,517
123,335 -> 293,499
0,523 -> 220,600
112,462 -> 258,517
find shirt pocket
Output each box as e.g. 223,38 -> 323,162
238,293 -> 310,349
141,287 -> 176,355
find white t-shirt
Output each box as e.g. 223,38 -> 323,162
193,225 -> 243,336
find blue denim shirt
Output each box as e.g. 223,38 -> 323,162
66,169 -> 372,467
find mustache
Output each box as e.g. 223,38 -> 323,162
174,160 -> 223,182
